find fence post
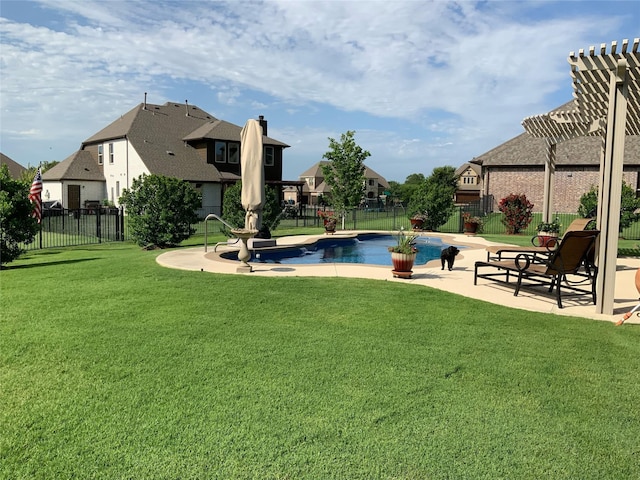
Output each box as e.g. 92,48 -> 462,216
96,209 -> 102,243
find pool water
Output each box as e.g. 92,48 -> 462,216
225,234 -> 462,266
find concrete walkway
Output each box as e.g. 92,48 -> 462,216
156,231 -> 640,325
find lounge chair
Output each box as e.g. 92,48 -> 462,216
474,230 -> 600,309
485,218 -> 594,262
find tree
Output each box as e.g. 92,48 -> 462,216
578,182 -> 640,232
119,174 -> 201,248
222,181 -> 282,236
498,193 -> 534,234
19,161 -> 59,183
1,164 -> 39,265
407,166 -> 456,231
320,130 -> 370,214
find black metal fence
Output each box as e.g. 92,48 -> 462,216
22,207 -> 125,250
20,203 -> 640,251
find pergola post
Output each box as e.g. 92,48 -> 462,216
542,141 -> 556,223
596,60 -> 629,314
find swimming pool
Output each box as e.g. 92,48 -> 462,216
222,234 -> 462,266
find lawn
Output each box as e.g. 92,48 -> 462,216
2,241 -> 640,479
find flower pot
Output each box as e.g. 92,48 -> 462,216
464,222 -> 478,235
410,219 -> 424,230
391,252 -> 417,279
535,232 -> 558,247
324,220 -> 336,234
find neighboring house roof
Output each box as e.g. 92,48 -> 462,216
0,153 -> 26,178
42,151 -> 105,181
184,118 -> 289,147
455,162 -> 481,177
475,132 -> 640,167
300,160 -> 390,188
475,99 -> 640,167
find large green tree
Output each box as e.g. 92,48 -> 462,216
407,166 -> 456,231
119,174 -> 201,248
0,164 -> 39,265
320,131 -> 370,214
578,182 -> 640,232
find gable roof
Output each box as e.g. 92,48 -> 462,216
455,162 -> 482,176
475,130 -> 640,167
0,153 -> 26,178
299,160 -> 389,187
82,102 -> 289,182
42,151 -> 105,181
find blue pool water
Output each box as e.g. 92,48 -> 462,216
223,234 -> 462,266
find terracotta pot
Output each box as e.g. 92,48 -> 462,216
464,222 -> 478,234
410,219 -> 424,230
391,252 -> 417,278
535,232 -> 558,247
324,220 -> 336,234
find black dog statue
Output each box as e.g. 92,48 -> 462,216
440,246 -> 460,271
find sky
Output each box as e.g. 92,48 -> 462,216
0,1 -> 638,183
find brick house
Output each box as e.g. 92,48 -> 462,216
42,100 -> 289,216
472,104 -> 640,214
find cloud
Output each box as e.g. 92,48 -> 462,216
0,0 -> 636,180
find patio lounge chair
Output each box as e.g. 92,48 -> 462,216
474,230 -> 600,309
485,218 -> 594,262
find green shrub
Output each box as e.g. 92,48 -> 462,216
119,174 -> 201,248
221,182 -> 282,235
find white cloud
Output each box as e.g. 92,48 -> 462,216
0,0 -> 636,180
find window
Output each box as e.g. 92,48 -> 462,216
228,143 -> 239,164
264,146 -> 274,166
109,143 -> 114,164
368,179 -> 375,186
215,142 -> 226,163
116,181 -> 120,199
98,145 -> 103,165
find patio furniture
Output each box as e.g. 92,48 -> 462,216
485,218 -> 594,262
474,230 -> 600,309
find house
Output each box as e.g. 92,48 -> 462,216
0,153 -> 26,179
42,100 -> 290,215
454,162 -> 482,204
296,160 -> 390,206
472,101 -> 640,213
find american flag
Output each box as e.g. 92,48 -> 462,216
28,168 -> 43,223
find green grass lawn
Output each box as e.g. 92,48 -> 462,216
2,241 -> 640,479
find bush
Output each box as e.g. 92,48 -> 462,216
0,165 -> 39,265
119,174 -> 201,248
578,183 -> 640,232
499,193 -> 534,234
407,166 -> 456,231
221,182 -> 282,236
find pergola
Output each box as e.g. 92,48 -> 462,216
521,39 -> 639,315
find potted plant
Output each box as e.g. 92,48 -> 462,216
535,217 -> 561,247
318,210 -> 337,234
410,213 -> 428,231
462,212 -> 483,235
388,231 -> 418,278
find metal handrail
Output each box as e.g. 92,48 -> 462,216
204,214 -> 237,252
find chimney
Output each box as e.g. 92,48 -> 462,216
258,115 -> 267,136
185,100 -> 190,117
143,92 -> 147,110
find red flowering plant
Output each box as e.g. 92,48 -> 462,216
498,193 -> 534,234
318,209 -> 337,226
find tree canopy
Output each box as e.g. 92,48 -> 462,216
320,130 -> 370,213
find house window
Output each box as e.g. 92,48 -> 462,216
98,145 -> 103,165
228,143 -> 239,164
109,143 -> 114,164
264,146 -> 274,166
116,181 -> 120,199
215,141 -> 226,163
368,179 -> 375,186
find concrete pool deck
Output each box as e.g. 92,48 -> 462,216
156,231 -> 640,325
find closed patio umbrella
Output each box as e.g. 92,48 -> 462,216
240,119 -> 264,231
